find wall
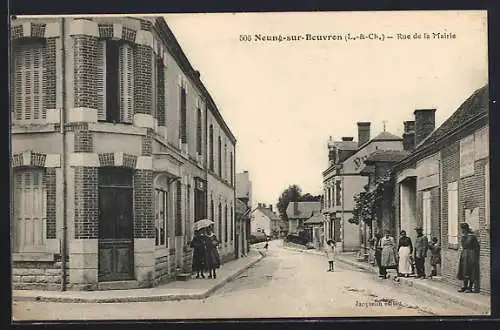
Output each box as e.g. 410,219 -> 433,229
251,209 -> 271,235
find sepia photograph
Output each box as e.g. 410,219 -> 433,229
9,10 -> 490,321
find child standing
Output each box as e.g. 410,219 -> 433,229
429,237 -> 441,277
325,239 -> 336,272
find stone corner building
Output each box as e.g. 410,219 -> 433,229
11,16 -> 237,291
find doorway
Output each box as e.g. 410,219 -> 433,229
98,168 -> 134,282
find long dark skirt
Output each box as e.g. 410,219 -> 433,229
457,248 -> 480,282
192,247 -> 205,273
205,248 -> 220,270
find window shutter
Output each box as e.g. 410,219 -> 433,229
14,48 -> 24,120
32,46 -> 44,119
119,43 -> 134,124
151,53 -> 157,120
447,182 -> 458,245
96,40 -> 107,121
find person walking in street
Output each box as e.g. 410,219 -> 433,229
205,226 -> 221,279
373,232 -> 385,278
457,223 -> 480,293
325,239 -> 336,272
397,230 -> 413,278
429,237 -> 441,278
414,227 -> 429,279
190,229 -> 206,279
380,230 -> 397,279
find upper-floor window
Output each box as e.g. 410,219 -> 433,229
209,125 -> 214,171
335,180 -> 341,206
218,136 -> 222,177
97,40 -> 134,124
153,56 -> 166,126
12,39 -> 47,122
179,85 -> 187,143
196,108 -> 202,155
230,152 -> 234,185
224,143 -> 227,179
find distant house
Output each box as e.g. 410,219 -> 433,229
392,85 -> 490,292
322,122 -> 404,252
286,201 -> 322,235
303,211 -> 325,248
251,203 -> 280,237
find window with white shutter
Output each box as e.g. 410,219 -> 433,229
13,169 -> 47,252
118,43 -> 134,124
422,190 -> 432,239
447,181 -> 459,245
13,41 -> 46,122
97,40 -> 134,124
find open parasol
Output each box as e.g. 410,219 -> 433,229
193,218 -> 214,231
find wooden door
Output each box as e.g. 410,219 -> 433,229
98,187 -> 134,282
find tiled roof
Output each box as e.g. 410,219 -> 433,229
286,201 -> 322,219
328,140 -> 359,150
364,150 -> 409,163
372,131 -> 402,141
258,207 -> 281,221
304,211 -> 324,225
416,84 -> 488,150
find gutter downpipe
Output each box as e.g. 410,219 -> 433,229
60,17 -> 67,291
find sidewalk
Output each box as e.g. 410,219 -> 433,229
12,249 -> 264,304
282,244 -> 491,314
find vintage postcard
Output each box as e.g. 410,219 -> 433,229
10,10 -> 490,321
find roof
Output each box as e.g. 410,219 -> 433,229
359,164 -> 375,176
364,150 -> 409,164
257,207 -> 281,221
372,131 -> 402,141
328,140 -> 358,150
286,201 -> 322,219
304,211 -> 324,225
395,84 -> 488,169
416,85 -> 488,150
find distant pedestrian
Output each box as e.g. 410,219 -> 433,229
457,223 -> 480,293
397,230 -> 413,278
264,239 -> 269,250
325,239 -> 336,272
205,226 -> 221,279
380,230 -> 397,279
190,230 -> 206,279
373,232 -> 385,278
429,237 -> 441,277
414,227 -> 429,279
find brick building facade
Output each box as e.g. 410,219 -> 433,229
11,16 -> 237,291
393,85 -> 489,292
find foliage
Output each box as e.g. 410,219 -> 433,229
350,172 -> 394,226
277,184 -> 302,221
300,193 -> 322,202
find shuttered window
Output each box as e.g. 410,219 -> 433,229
218,202 -> 222,240
224,204 -> 228,242
175,181 -> 182,236
423,190 -> 432,239
447,181 -> 459,245
13,169 -> 47,252
230,152 -> 234,185
196,108 -> 202,155
97,40 -> 134,123
180,85 -> 187,143
13,41 -> 46,122
218,136 -> 222,177
209,125 -> 214,171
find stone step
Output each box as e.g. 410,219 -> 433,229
176,273 -> 191,281
97,280 -> 140,291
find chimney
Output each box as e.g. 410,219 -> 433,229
269,205 -> 273,212
402,120 -> 415,151
357,122 -> 371,146
414,109 -> 436,146
341,137 -> 354,141
194,70 -> 201,79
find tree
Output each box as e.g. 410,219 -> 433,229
300,193 -> 322,202
277,184 -> 302,221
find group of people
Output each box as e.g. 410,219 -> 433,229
190,226 -> 221,279
373,223 -> 480,293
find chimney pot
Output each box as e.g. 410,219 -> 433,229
357,122 -> 371,146
403,120 -> 415,133
341,137 -> 354,141
414,109 -> 436,146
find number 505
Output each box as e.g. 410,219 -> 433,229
239,35 -> 252,42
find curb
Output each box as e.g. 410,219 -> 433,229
12,254 -> 265,304
282,245 -> 490,314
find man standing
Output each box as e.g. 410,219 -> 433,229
414,227 -> 429,279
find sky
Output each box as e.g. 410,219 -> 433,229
163,11 -> 488,208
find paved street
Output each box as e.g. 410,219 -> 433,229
13,240 -> 477,320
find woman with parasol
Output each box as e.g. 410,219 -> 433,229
205,225 -> 221,279
190,229 -> 206,278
